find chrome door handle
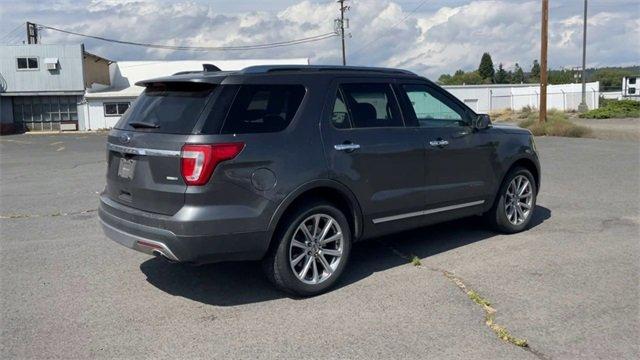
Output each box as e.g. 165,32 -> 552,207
429,140 -> 449,147
334,143 -> 361,151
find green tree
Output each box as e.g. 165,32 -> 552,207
495,63 -> 508,84
512,63 -> 525,83
437,70 -> 484,85
529,60 -> 540,83
461,71 -> 484,85
437,74 -> 452,84
478,52 -> 495,82
548,69 -> 576,84
591,67 -> 640,90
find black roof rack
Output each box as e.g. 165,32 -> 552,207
239,65 -> 416,76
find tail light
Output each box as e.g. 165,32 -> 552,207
180,143 -> 244,186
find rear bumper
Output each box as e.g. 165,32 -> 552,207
100,219 -> 180,261
99,195 -> 270,264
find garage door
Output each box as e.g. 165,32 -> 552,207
12,95 -> 80,131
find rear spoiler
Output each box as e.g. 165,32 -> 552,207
135,64 -> 229,87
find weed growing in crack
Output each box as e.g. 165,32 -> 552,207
444,271 -> 529,348
467,290 -> 491,307
410,256 -> 422,266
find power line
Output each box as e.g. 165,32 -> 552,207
349,0 -> 429,57
0,23 -> 25,44
35,23 -> 337,51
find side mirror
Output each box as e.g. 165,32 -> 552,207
473,114 -> 491,130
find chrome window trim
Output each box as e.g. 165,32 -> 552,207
107,143 -> 181,157
372,200 -> 485,224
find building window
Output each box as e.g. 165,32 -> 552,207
16,57 -> 39,70
12,96 -> 79,122
104,102 -> 130,117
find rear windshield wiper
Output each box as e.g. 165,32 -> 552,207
128,121 -> 160,129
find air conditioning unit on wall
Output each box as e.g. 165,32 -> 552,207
44,58 -> 59,71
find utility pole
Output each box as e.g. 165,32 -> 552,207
539,0 -> 548,123
578,0 -> 589,112
336,0 -> 349,66
26,22 -> 38,44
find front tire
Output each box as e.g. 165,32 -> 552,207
263,201 -> 351,296
486,167 -> 537,233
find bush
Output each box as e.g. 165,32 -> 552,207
580,99 -> 640,119
518,110 -> 592,138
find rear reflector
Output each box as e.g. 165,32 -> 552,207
181,143 -> 244,186
137,240 -> 163,250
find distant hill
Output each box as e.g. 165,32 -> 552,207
584,66 -> 639,91
438,61 -> 639,90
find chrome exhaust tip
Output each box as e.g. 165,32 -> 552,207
152,250 -> 179,263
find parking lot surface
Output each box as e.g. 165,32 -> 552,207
1,133 -> 638,359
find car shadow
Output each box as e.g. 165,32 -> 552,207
140,205 -> 551,306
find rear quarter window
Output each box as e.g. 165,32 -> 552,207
115,82 -> 215,134
219,84 -> 305,134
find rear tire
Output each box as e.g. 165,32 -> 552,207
486,167 -> 537,233
263,201 -> 351,296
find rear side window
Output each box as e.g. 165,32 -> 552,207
220,85 -> 305,134
115,82 -> 215,134
335,83 -> 403,128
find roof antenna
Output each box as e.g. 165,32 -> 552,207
202,64 -> 221,72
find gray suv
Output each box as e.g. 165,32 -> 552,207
100,65 -> 540,296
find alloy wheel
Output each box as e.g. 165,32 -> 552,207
289,214 -> 344,285
505,175 -> 534,225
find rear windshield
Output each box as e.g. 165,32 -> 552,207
115,82 -> 215,134
200,84 -> 305,134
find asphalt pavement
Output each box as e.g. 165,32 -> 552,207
0,133 -> 638,359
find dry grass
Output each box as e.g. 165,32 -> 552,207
489,109 -> 517,122
490,106 -> 535,123
518,109 -> 592,138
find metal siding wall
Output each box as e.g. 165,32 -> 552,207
0,96 -> 14,123
0,44 -> 85,93
85,98 -> 136,130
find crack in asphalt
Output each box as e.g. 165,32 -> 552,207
379,240 -> 551,360
0,209 -> 97,220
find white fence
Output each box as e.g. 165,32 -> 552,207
443,82 -> 600,113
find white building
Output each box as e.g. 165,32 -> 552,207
79,58 -> 309,130
443,82 -> 600,113
622,76 -> 639,99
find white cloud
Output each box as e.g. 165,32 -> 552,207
1,0 -> 637,79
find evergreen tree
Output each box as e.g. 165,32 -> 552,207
495,63 -> 508,84
512,63 -> 525,83
530,60 -> 541,83
437,70 -> 483,85
478,53 -> 495,82
506,70 -> 514,84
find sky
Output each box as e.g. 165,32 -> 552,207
0,0 -> 638,79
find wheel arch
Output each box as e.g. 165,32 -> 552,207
266,180 -> 364,252
487,156 -> 540,212
507,157 -> 540,189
